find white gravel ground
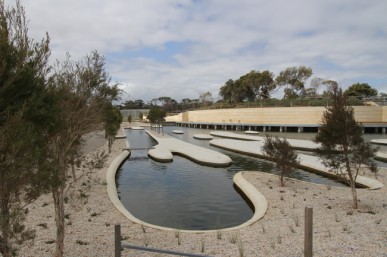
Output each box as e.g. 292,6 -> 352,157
17,125 -> 386,257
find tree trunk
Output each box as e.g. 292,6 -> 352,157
53,186 -> 65,257
0,192 -> 11,257
71,157 -> 76,182
108,137 -> 112,153
351,183 -> 358,209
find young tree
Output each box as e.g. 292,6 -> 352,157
262,136 -> 299,187
147,106 -> 166,133
315,85 -> 378,209
47,51 -> 120,257
127,113 -> 132,123
0,1 -> 51,255
105,104 -> 122,153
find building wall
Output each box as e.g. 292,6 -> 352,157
165,106 -> 387,125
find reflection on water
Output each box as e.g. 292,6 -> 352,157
116,126 -> 385,230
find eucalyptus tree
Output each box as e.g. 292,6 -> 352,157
0,0 -> 51,256
315,85 -> 377,209
344,83 -> 378,98
275,66 -> 313,99
47,51 -> 120,257
240,70 -> 275,99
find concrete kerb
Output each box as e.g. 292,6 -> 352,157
210,139 -> 384,190
375,152 -> 387,162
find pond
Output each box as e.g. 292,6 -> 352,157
116,126 -> 380,230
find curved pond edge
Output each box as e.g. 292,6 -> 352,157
145,130 -> 232,167
106,150 -> 268,232
210,139 -> 384,190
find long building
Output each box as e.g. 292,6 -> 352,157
165,106 -> 387,133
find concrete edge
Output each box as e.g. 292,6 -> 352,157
210,140 -> 384,190
106,150 -> 268,232
145,130 -> 232,167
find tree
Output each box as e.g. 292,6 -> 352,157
239,70 -> 275,99
262,136 -> 299,187
127,113 -> 132,123
344,83 -> 378,98
219,78 -> 254,103
47,51 -> 120,257
0,1 -> 51,255
105,105 -> 122,153
275,66 -> 313,99
199,91 -> 213,106
147,106 -> 166,133
315,85 -> 377,209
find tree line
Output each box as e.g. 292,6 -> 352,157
120,68 -> 383,114
118,92 -> 213,113
219,66 -> 382,103
0,1 -> 122,256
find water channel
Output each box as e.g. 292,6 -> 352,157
116,126 -> 386,230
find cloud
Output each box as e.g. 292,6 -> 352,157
18,0 -> 387,101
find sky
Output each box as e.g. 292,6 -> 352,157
16,0 -> 387,102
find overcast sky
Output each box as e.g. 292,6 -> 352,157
17,0 -> 387,102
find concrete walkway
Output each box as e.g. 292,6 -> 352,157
146,130 -> 232,167
371,139 -> 387,145
375,152 -> 387,162
210,131 -> 321,151
210,138 -> 384,189
210,131 -> 261,141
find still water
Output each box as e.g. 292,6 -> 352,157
116,126 -> 385,230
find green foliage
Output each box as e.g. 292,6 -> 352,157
275,66 -> 313,99
219,70 -> 275,103
46,51 -> 120,256
147,106 -> 166,124
315,86 -> 377,208
0,1 -> 51,255
344,83 -> 378,98
104,105 -> 122,152
262,136 -> 299,187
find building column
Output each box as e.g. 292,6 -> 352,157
382,127 -> 386,134
280,126 -> 283,132
298,127 -> 303,133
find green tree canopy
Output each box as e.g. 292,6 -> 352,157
275,66 -> 313,99
219,70 -> 275,103
0,0 -> 52,255
147,106 -> 166,124
344,83 -> 378,98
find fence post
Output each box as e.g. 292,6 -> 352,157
304,207 -> 313,257
115,224 -> 121,257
